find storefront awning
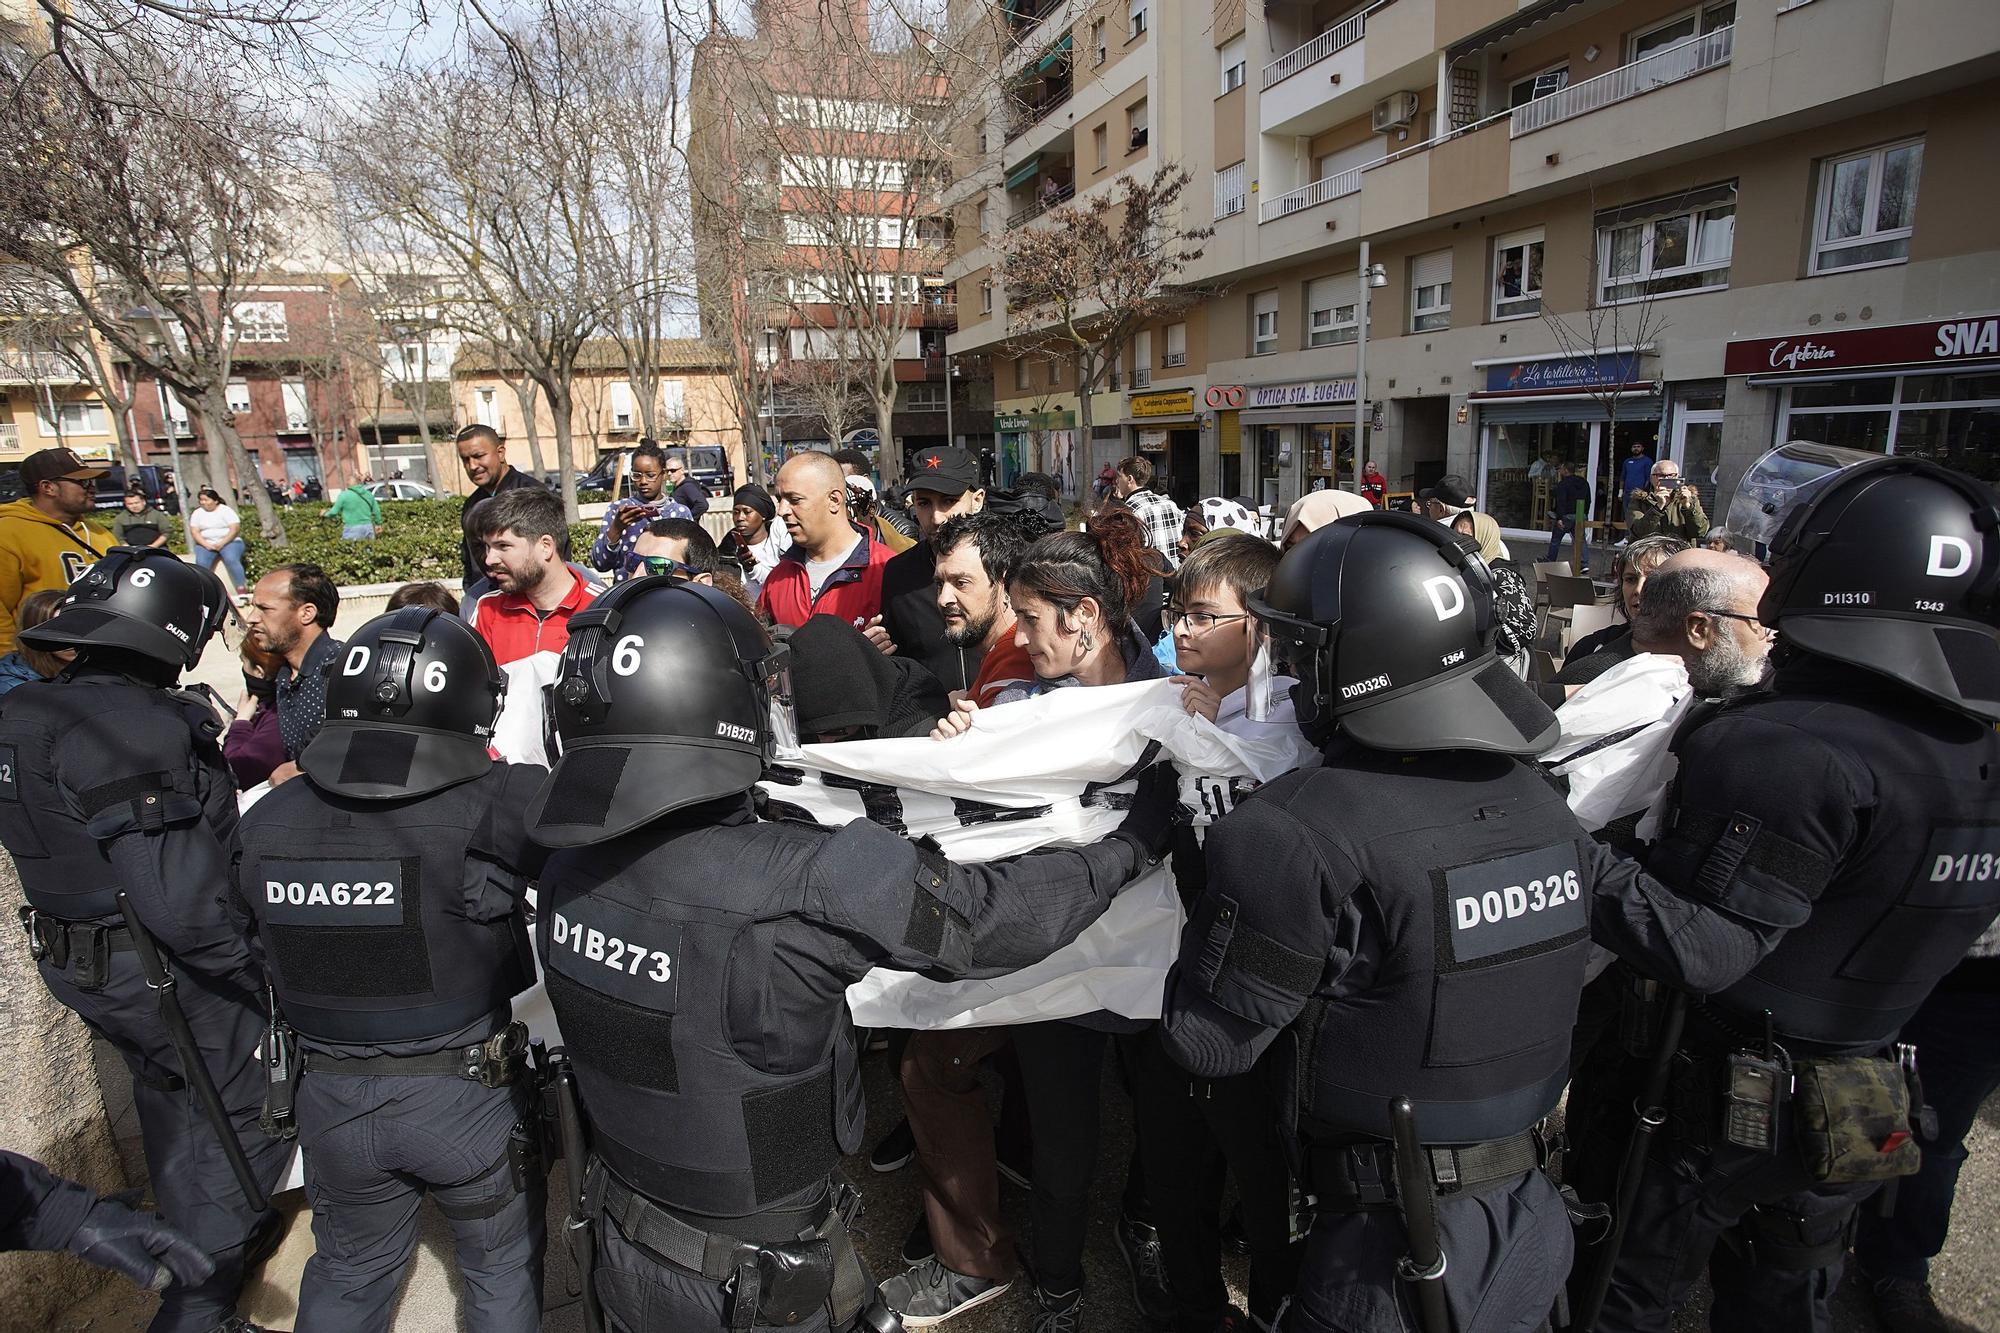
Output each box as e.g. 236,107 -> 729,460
1475,392 -> 1662,426
1744,361 -> 2000,389
1004,155 -> 1041,190
1036,33 -> 1073,72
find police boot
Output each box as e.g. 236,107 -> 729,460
211,1319 -> 280,1333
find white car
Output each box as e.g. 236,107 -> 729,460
364,480 -> 438,501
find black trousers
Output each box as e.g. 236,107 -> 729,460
1127,1027 -> 1300,1330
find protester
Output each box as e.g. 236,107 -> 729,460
0,448 -> 115,652
1702,525 -> 1734,552
469,486 -> 597,767
1546,459 -> 1593,562
848,474 -> 918,553
874,445 -> 987,691
1450,509 -> 1536,674
1424,473 -> 1475,522
1625,457 -> 1709,543
187,486 -> 250,600
322,482 -> 383,540
790,613 -> 949,742
222,638 -> 286,789
243,563 -> 342,780
112,486 -> 172,549
590,440 -> 692,580
720,484 -> 785,599
386,580 -> 460,616
455,423 -> 544,587
661,447 -> 710,519
1109,455 -> 1184,569
1177,496 -> 1260,561
933,510 -> 1037,707
1279,488 -> 1371,549
1566,534 -> 1690,666
631,517 -> 718,582
0,589 -> 72,696
758,451 -> 893,629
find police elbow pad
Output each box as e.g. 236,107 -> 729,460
903,838 -> 974,974
1657,807 -> 1824,929
1183,892 -> 1322,1025
80,779 -> 203,839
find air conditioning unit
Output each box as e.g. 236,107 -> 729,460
1372,91 -> 1420,132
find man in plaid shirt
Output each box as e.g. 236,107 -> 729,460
1111,455 -> 1186,569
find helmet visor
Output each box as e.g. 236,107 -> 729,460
1726,442 -> 1881,550
1244,619 -> 1281,723
763,653 -> 804,762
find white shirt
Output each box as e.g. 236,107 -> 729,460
188,505 -> 240,544
738,529 -> 787,601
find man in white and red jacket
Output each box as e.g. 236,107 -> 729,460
757,451 -> 892,629
468,487 -> 599,766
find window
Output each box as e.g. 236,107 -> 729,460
1508,65 -> 1569,109
1091,17 -> 1107,63
1046,357 -> 1062,388
1015,358 -> 1032,391
1492,229 -> 1545,319
225,380 -> 253,414
1214,161 -> 1246,218
978,202 -> 992,234
35,399 -> 107,436
1811,139 -> 1922,274
980,280 -> 994,314
1094,125 -> 1109,170
1411,250 -> 1452,331
1306,276 -> 1358,347
609,381 -> 636,431
1219,37 -> 1246,94
661,379 -> 686,422
1132,330 -> 1152,387
1165,322 -> 1187,367
1628,2 -> 1734,61
904,382 -> 947,411
1128,0 -> 1147,40
1596,189 -> 1735,303
1127,100 -> 1148,151
280,379 -> 311,430
1251,290 -> 1279,355
232,300 -> 288,343
165,394 -> 189,434
476,387 -> 500,429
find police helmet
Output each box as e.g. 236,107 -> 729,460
299,608 -> 505,799
1252,510 -> 1559,756
1759,455 -> 2000,721
22,546 -> 227,670
526,576 -> 797,847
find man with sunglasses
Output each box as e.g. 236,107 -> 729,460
1625,457 -> 1708,544
661,449 -> 711,520
632,518 -> 720,586
0,448 -> 114,653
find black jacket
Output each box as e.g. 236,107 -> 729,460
880,542 -> 979,694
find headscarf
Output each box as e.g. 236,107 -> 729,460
733,484 -> 776,522
1280,489 -> 1373,545
1460,510 -> 1508,564
1194,497 -> 1260,538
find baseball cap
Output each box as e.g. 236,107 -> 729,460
1432,474 -> 1475,509
21,448 -> 107,489
905,446 -> 981,497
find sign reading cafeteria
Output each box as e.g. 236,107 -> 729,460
1249,379 -> 1355,408
1722,314 -> 2000,376
1128,389 -> 1196,417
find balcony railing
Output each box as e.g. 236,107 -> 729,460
1007,180 -> 1075,228
1258,165 -> 1361,223
1004,85 -> 1073,142
0,422 -> 17,445
1262,1 -> 1374,89
1512,26 -> 1734,135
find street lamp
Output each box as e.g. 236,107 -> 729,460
761,327 -> 780,485
1354,249 -> 1389,496
128,307 -> 195,552
944,351 -> 956,450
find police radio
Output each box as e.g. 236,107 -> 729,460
1721,1011 -> 1789,1153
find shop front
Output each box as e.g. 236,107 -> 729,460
1725,315 -> 2000,487
1469,351 -> 1662,544
1125,389 -> 1199,507
1240,378 -> 1357,510
993,406 -> 1076,491
1206,385 -> 1247,500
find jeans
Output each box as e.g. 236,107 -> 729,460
1546,519 -> 1586,564
340,523 -> 375,541
195,538 -> 249,590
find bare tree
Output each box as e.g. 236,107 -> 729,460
998,163 -> 1214,473
0,285 -> 144,471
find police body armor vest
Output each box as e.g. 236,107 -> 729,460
1656,688 -> 2000,1052
0,678 -> 233,920
237,771 -> 534,1044
1291,752 -> 1592,1146
539,819 -> 865,1219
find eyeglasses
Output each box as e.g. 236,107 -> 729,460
1701,608 -> 1774,636
1166,608 -> 1250,633
664,466 -> 685,476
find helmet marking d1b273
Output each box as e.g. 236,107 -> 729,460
527,575 -> 799,848
1249,510 -> 1558,756
20,545 -> 228,670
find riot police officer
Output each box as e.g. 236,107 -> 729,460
0,545 -> 288,1333
232,607 -> 549,1331
1582,454 -> 2000,1333
525,576 -> 1175,1333
1157,511 -> 1709,1333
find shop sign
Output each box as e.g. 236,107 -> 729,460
1249,379 -> 1355,409
1722,315 -> 2000,377
1137,429 -> 1169,453
994,409 -> 1076,431
1129,389 -> 1196,418
1482,352 -> 1638,394
1204,384 -> 1247,408
995,414 -> 1033,431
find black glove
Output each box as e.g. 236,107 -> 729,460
68,1198 -> 215,1292
1112,762 -> 1178,864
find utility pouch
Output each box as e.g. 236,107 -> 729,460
260,1012 -> 298,1141
741,1236 -> 835,1329
69,925 -> 111,991
1791,1054 -> 1922,1184
471,1021 -> 530,1088
508,1114 -> 545,1192
1618,973 -> 1666,1057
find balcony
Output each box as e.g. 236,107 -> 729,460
1259,0 -> 1434,138
1005,84 -> 1072,143
1258,165 -> 1362,224
1008,180 -> 1075,228
1358,113 -> 1510,235
1511,27 -> 1733,137
1263,5 -> 1369,91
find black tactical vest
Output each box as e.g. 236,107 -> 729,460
237,769 -> 534,1043
1285,750 -> 1594,1145
539,816 -> 867,1219
1654,685 -> 2000,1052
0,677 -> 234,920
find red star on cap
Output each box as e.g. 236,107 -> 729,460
923,455 -> 941,468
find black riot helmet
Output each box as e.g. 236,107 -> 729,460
526,576 -> 799,847
1251,510 -> 1559,756
1758,455 -> 2000,721
299,608 -> 506,799
22,545 -> 227,670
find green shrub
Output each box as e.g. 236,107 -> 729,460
213,497 -> 609,588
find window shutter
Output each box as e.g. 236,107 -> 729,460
1411,251 -> 1453,291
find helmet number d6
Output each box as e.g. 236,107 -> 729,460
422,660 -> 449,692
611,634 -> 645,677
129,567 -> 155,588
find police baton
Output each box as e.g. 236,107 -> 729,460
549,1050 -> 604,1333
115,894 -> 268,1214
1388,1096 -> 1452,1333
1572,989 -> 1687,1333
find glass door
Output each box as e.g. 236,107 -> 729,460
1670,406 -> 1725,521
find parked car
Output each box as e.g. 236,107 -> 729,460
363,479 -> 438,501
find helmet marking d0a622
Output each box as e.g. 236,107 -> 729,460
527,576 -> 798,848
21,546 -> 228,670
1250,510 -> 1558,756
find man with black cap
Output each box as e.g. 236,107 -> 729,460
1421,473 -> 1474,524
524,575 -> 1176,1333
0,447 -> 114,652
0,546 -> 288,1333
869,445 -> 986,692
1157,511 -> 1723,1333
233,607 -> 550,1332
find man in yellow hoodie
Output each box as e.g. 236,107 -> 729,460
0,448 -> 115,653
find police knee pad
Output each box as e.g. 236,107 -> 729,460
1728,1201 -> 1857,1272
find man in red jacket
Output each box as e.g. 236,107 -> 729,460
757,450 -> 892,628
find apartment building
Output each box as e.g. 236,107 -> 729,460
948,0 -> 2000,547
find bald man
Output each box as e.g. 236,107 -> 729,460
1633,549 -> 1773,696
756,451 -> 894,628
